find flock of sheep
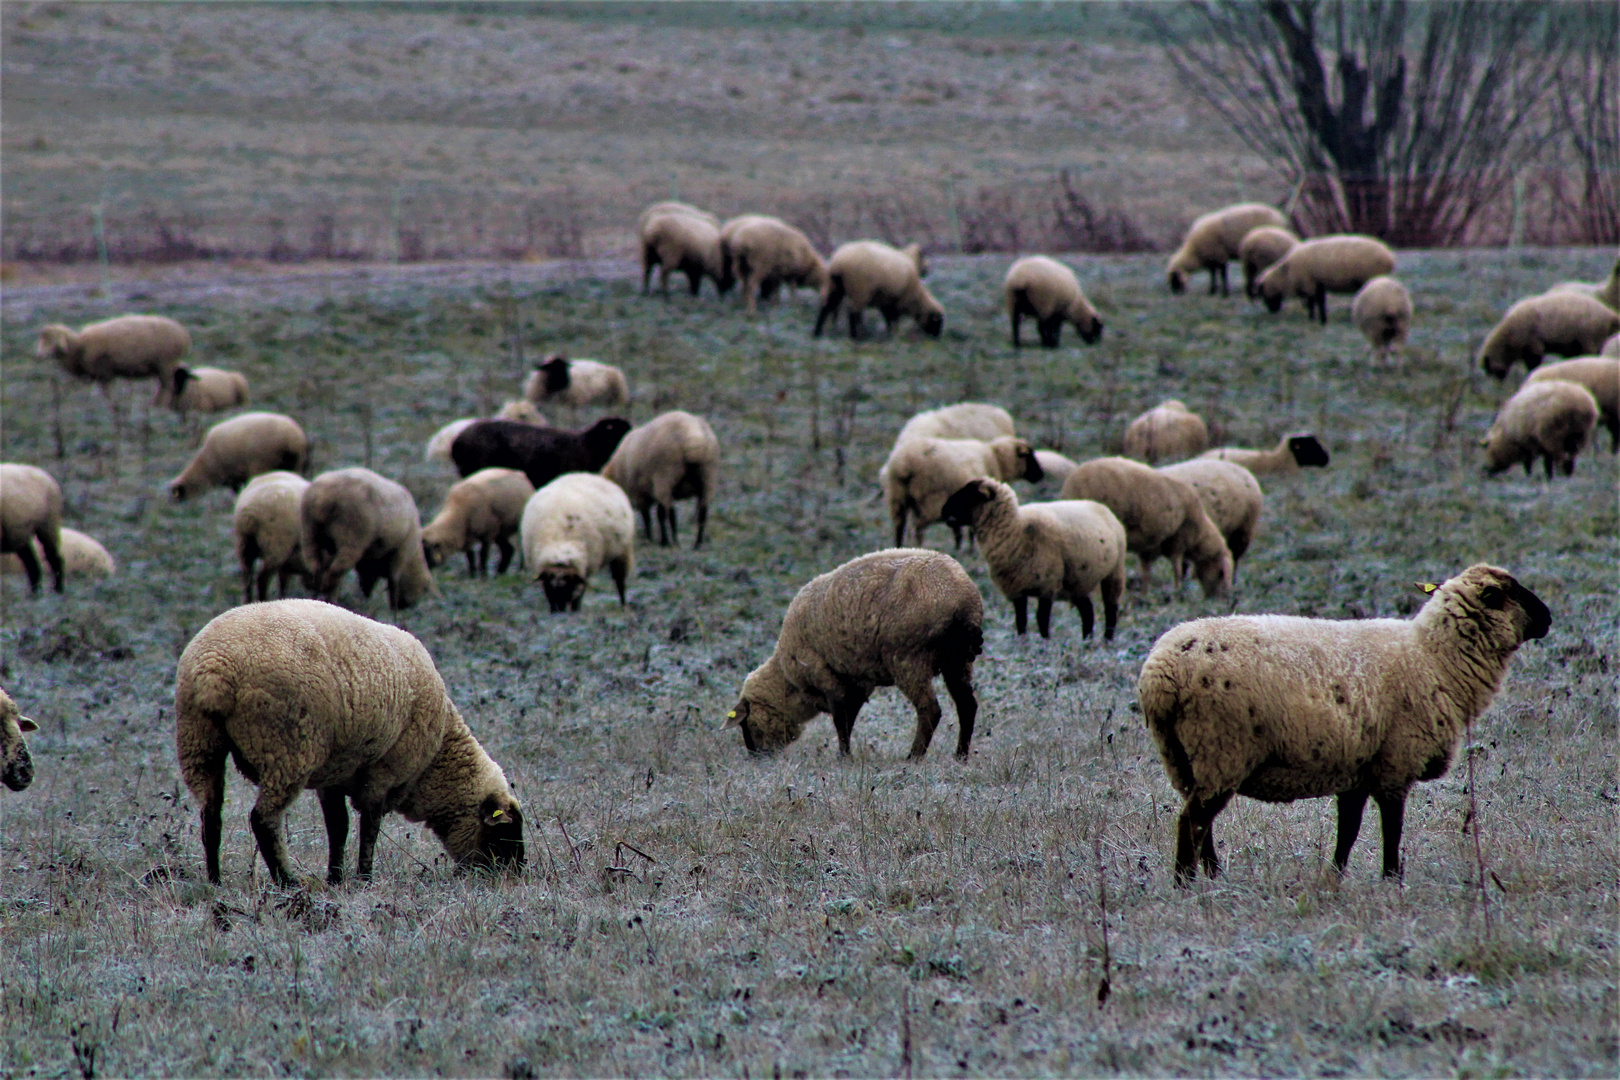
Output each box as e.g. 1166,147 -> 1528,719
3,197 -> 1617,892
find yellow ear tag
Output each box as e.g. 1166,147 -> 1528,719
491,809 -> 504,819
1415,582 -> 1439,595
728,711 -> 737,719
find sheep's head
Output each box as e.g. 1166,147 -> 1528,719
1286,434 -> 1331,468
539,565 -> 588,613
1,692 -> 39,793
920,310 -> 944,337
1077,313 -> 1103,344
441,793 -> 525,875
1167,268 -> 1188,294
167,476 -> 193,502
1007,439 -> 1045,483
1194,544 -> 1234,599
583,417 -> 633,466
1418,565 -> 1551,647
421,536 -> 453,570
1477,332 -> 1513,379
1256,269 -> 1287,312
940,478 -> 998,532
35,324 -> 76,363
1478,424 -> 1515,474
538,356 -> 571,394
723,661 -> 818,754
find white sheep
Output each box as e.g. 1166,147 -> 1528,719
1122,400 -> 1209,465
1238,225 -> 1299,300
159,366 -> 249,416
882,435 -> 1044,548
1602,333 -> 1620,358
637,201 -> 720,230
1477,292 -> 1620,379
1,527 -> 115,581
721,215 -> 829,314
1059,456 -> 1232,598
1167,203 -> 1289,296
814,240 -> 943,339
1003,256 -> 1103,347
520,472 -> 635,612
1,463 -> 65,595
1256,235 -> 1397,323
35,314 -> 191,399
300,467 -> 439,611
496,399 -> 548,424
168,412 -> 308,502
893,403 -> 1017,445
1032,449 -> 1079,488
522,356 -> 630,411
1480,379 -> 1599,479
1351,276 -> 1413,362
940,477 -> 1126,641
1525,356 -> 1619,452
421,468 -> 535,577
1138,564 -> 1550,883
1199,433 -> 1331,476
2,687 -> 40,792
1157,459 -> 1263,579
232,471 -> 312,604
641,210 -> 728,297
1547,256 -> 1619,311
601,410 -> 720,549
722,549 -> 982,759
174,599 -> 524,886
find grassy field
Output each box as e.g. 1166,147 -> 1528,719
1,245 -> 1616,1077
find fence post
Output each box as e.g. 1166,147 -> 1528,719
92,197 -> 111,288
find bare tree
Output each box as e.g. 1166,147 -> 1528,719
1553,3 -> 1619,245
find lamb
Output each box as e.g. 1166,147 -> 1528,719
0,463 -> 64,595
159,366 -> 249,416
641,209 -> 730,297
1059,457 -> 1233,597
940,478 -> 1126,641
1167,203 -> 1289,296
522,356 -> 630,411
300,467 -> 439,611
1137,564 -> 1550,884
449,417 -> 632,490
520,472 -> 635,612
1480,379 -> 1599,479
1200,433 -> 1331,476
1256,235 -> 1397,323
1477,292 -> 1620,379
814,240 -> 943,340
1003,255 -> 1103,347
722,215 -> 829,314
1351,276 -> 1413,361
421,468 -> 535,577
882,435 -> 1044,548
233,471 -> 312,604
1,687 -> 39,792
1157,459 -> 1264,577
35,314 -> 191,393
425,404 -> 546,464
1525,356 -> 1620,452
174,599 -> 524,886
167,412 -> 308,501
1,527 -> 115,581
722,549 -> 982,759
1238,226 -> 1299,300
601,410 -> 720,549
1122,400 -> 1208,465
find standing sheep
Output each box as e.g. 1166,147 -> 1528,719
1032,449 -> 1079,489
893,403 -> 1017,446
300,468 -> 439,611
1138,564 -> 1550,883
1257,235 -> 1397,323
35,314 -> 191,402
722,215 -> 829,314
1238,226 -> 1299,300
638,201 -> 720,230
520,472 -> 635,612
882,435 -> 1044,548
1480,379 -> 1600,479
421,468 -> 535,577
425,405 -> 546,465
1547,257 -> 1620,311
1,527 -> 115,581
449,417 -> 631,490
602,411 -> 720,549
1525,356 -> 1619,452
1477,292 -> 1620,378
168,412 -> 308,501
159,366 -> 249,416
175,600 -> 524,886
0,463 -> 64,595
1167,203 -> 1289,296
814,240 -> 943,340
1351,276 -> 1413,361
641,210 -> 730,297
1,687 -> 40,792
1122,400 -> 1209,465
722,549 -> 982,759
1003,256 -> 1103,347
1157,459 -> 1264,577
940,478 -> 1126,641
233,471 -> 313,604
522,356 -> 631,411
1200,433 -> 1331,476
1060,457 -> 1232,598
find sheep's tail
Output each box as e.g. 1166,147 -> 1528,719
937,606 -> 984,670
1138,663 -> 1195,796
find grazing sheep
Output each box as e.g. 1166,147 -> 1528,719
1003,255 -> 1103,347
893,403 -> 1017,445
1478,292 -> 1620,378
159,366 -> 249,416
233,471 -> 313,604
1257,235 -> 1397,323
1157,459 -> 1264,576
520,472 -> 635,612
1525,356 -> 1620,452
1,687 -> 39,792
1123,400 -> 1209,465
300,468 -> 439,611
425,405 -> 545,464
1602,333 -> 1620,358
496,399 -> 547,424
1059,457 -> 1232,598
637,201 -> 720,230
449,417 -> 631,490
1200,433 -> 1331,476
175,599 -> 524,886
1238,226 -> 1299,300
814,240 -> 943,340
940,478 -> 1126,641
1,527 -> 115,581
35,314 -> 191,393
641,210 -> 729,297
883,435 -> 1044,548
602,410 -> 720,549
722,549 -> 982,759
1167,204 -> 1289,296
522,356 -> 630,411
1138,564 -> 1550,883
0,463 -> 64,595
421,468 -> 535,577
1548,257 -> 1620,311
1032,449 -> 1079,488
1351,276 -> 1413,361
1481,379 -> 1600,479
722,215 -> 829,314
168,412 -> 308,502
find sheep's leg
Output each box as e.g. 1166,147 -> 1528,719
464,546 -> 479,577
950,523 -> 964,550
847,309 -> 864,341
694,495 -> 708,549
667,502 -> 680,546
1010,308 -> 1023,348
247,784 -> 306,888
1013,595 -> 1029,635
182,739 -> 230,885
354,806 -> 385,881
654,505 -> 669,546
1218,262 -> 1230,297
641,247 -> 656,294
744,270 -> 759,315
1314,283 -> 1328,324
495,538 -> 515,574
813,281 -> 844,338
1137,552 -> 1154,593
942,663 -> 977,758
1076,595 -> 1095,640
895,665 -> 943,759
684,260 -> 704,296
1173,791 -> 1231,885
1039,315 -> 1062,348
1333,787 -> 1370,872
639,505 -> 656,542
12,543 -> 43,595
318,787 -> 350,886
829,690 -> 869,757
892,506 -> 908,549
1373,790 -> 1407,879
256,565 -> 275,603
277,566 -> 294,598
1100,573 -> 1122,641
1206,265 -> 1219,295
609,556 -> 630,606
36,528 -> 64,594
1036,596 -> 1054,638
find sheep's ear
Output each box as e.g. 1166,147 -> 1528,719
721,702 -> 748,730
18,717 -> 38,733
1414,582 -> 1439,595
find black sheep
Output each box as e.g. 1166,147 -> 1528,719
451,418 -> 632,489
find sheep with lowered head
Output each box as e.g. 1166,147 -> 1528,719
722,215 -> 829,314
1480,379 -> 1599,479
421,468 -> 535,577
1239,225 -> 1299,300
1003,256 -> 1103,347
1167,203 -> 1288,296
1,527 -> 115,582
893,403 -> 1016,446
1138,564 -> 1550,883
175,599 -> 523,886
159,366 -> 249,416
521,472 -> 635,612
1157,458 -> 1263,578
815,240 -> 943,340
1525,356 -> 1619,452
641,210 -> 730,297
602,410 -> 720,549
638,201 -> 720,230
883,435 -> 1043,548
1351,276 -> 1413,361
1477,291 -> 1620,378
168,412 -> 308,502
522,356 -> 630,411
233,471 -> 312,604
2,688 -> 40,792
1257,235 -> 1396,323
1123,400 -> 1208,465
36,314 -> 191,394
0,463 -> 64,595
723,549 -> 982,759
1200,433 -> 1331,477
300,467 -> 439,611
